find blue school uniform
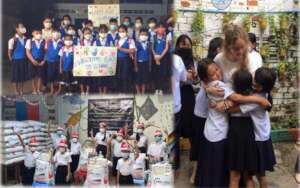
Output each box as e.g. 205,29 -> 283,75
135,40 -> 150,85
10,36 -> 27,82
46,39 -> 63,83
59,26 -> 67,38
61,47 -> 74,84
153,34 -> 170,91
107,32 -> 119,46
94,37 -> 113,88
116,38 -> 133,93
28,39 -> 46,79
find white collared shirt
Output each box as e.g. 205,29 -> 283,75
24,146 -> 40,168
95,132 -> 110,146
147,141 -> 166,158
116,158 -> 134,176
53,151 -> 72,166
58,46 -> 73,57
118,37 -> 135,49
194,83 -> 208,118
70,141 -> 81,155
25,39 -> 44,50
112,139 -> 122,157
45,39 -> 61,49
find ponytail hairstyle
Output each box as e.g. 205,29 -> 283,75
223,24 -> 250,70
232,69 -> 253,95
254,67 -> 277,111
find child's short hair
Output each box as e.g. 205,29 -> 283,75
62,14 -> 71,20
123,16 -> 131,22
254,67 -> 277,93
43,16 -> 52,22
82,27 -> 92,34
197,58 -> 214,82
32,28 -> 42,34
64,34 -> 72,40
148,17 -> 157,24
139,28 -> 148,34
84,19 -> 93,25
118,25 -> 128,32
157,22 -> 166,28
99,24 -> 108,32
248,33 -> 257,44
207,37 -> 224,60
135,17 -> 143,23
109,18 -> 118,24
232,69 -> 253,95
67,25 -> 76,30
14,22 -> 24,29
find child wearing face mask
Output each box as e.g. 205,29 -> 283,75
116,25 -> 136,93
59,34 -> 75,95
69,132 -> 81,180
42,17 -> 53,40
130,123 -> 148,153
78,27 -> 94,95
147,130 -> 167,164
111,130 -> 125,176
107,18 -> 119,46
132,17 -> 143,41
90,122 -> 110,158
8,22 -> 28,96
122,17 -> 133,38
45,29 -> 63,95
26,29 -> 46,95
134,29 -> 151,94
94,24 -> 114,94
52,139 -> 72,185
66,25 -> 79,45
60,14 -> 72,38
83,20 -> 97,40
14,132 -> 40,186
152,22 -> 170,95
116,142 -> 134,186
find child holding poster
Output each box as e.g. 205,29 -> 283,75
26,29 -> 46,95
135,29 -> 151,94
78,27 -> 94,95
94,24 -> 114,94
59,34 -> 74,95
116,25 -> 136,93
108,18 -> 119,46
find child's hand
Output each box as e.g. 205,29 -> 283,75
89,130 -> 93,137
40,61 -> 45,66
32,60 -> 39,66
134,65 -> 138,72
260,99 -> 271,109
154,55 -> 161,61
187,70 -> 194,80
155,59 -> 161,65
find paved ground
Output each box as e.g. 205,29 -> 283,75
175,142 -> 300,188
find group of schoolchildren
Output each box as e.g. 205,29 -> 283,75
16,121 -> 167,186
173,25 -> 277,188
8,15 -> 174,96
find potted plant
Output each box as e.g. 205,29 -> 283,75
279,13 -> 289,30
258,13 -> 267,32
242,15 -> 251,32
259,44 -> 269,58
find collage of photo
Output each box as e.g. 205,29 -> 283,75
1,0 -> 299,187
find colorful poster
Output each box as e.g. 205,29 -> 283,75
88,4 -> 120,26
73,46 -> 117,77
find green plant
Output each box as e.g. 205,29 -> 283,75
279,13 -> 289,30
242,15 -> 251,32
258,13 -> 267,32
222,13 -> 236,30
191,10 -> 204,35
268,15 -> 276,34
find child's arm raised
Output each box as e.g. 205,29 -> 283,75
47,120 -> 52,138
13,128 -> 25,149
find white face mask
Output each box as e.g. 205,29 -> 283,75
84,34 -> 92,40
119,32 -> 127,39
20,27 -> 27,34
137,129 -> 143,134
64,40 -> 73,46
72,138 -> 78,143
52,32 -> 61,40
59,147 -> 66,153
99,33 -> 107,39
44,22 -> 52,29
122,152 -> 130,159
57,130 -> 64,136
67,30 -> 75,35
63,20 -> 71,26
30,146 -> 37,152
34,34 -> 42,40
117,136 -> 123,142
139,35 -> 148,42
100,128 -> 106,133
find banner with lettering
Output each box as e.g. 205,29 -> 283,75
88,4 -> 120,26
73,46 -> 117,77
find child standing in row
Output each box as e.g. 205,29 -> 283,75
26,29 -> 46,95
69,132 -> 81,179
94,24 -> 114,94
130,123 -> 148,153
147,130 -> 167,164
90,122 -> 110,158
116,25 -> 136,93
108,18 -> 119,46
45,29 -> 63,95
15,133 -> 40,186
152,23 -> 170,94
116,142 -> 134,186
135,29 -> 151,94
52,139 -> 72,185
8,22 -> 27,96
59,34 -> 74,95
111,130 -> 125,177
